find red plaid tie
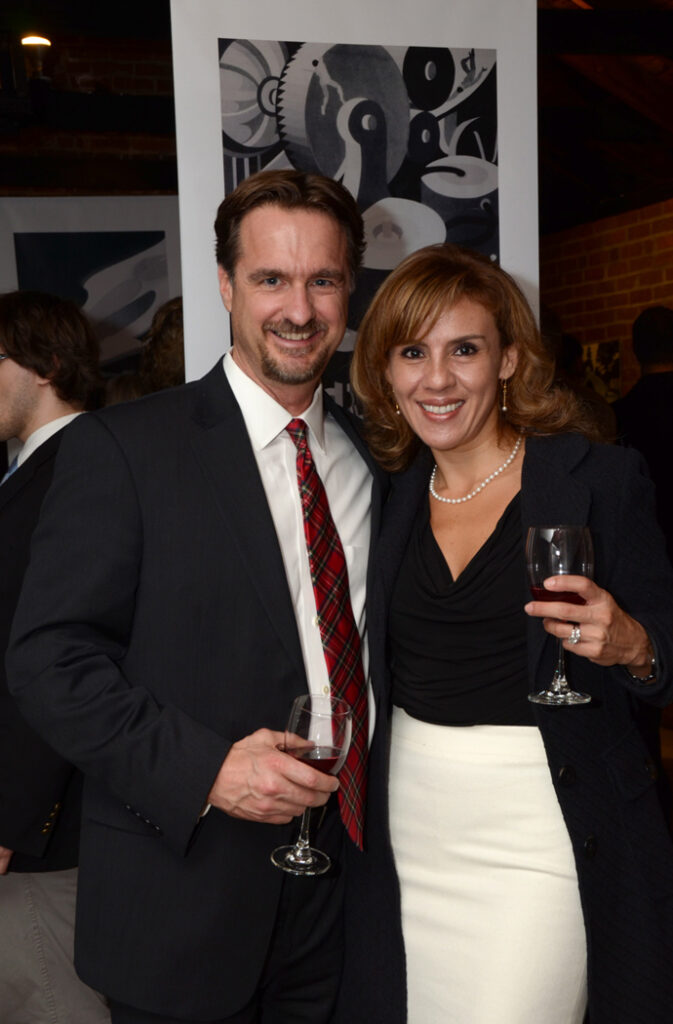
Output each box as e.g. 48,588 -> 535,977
286,418 -> 368,849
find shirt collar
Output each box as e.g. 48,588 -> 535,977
223,351 -> 326,452
17,412 -> 82,468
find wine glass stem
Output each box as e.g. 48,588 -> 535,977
553,639 -> 569,692
290,809 -> 315,865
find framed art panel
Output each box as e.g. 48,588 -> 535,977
0,196 -> 181,367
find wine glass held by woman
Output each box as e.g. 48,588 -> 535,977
335,242 -> 673,1024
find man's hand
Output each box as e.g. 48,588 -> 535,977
207,728 -> 339,824
0,846 -> 14,875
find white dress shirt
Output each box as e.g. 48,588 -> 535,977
223,352 -> 375,735
15,413 -> 82,469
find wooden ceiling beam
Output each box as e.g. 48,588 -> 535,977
538,11 -> 673,56
559,53 -> 673,136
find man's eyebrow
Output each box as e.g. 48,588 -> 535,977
312,268 -> 347,282
247,268 -> 283,282
247,268 -> 347,283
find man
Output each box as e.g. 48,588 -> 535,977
612,305 -> 673,829
613,305 -> 673,560
0,290 -> 108,1022
7,171 -> 390,1023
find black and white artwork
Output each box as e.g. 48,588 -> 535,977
15,231 -> 170,367
218,39 -> 498,405
218,40 -> 498,267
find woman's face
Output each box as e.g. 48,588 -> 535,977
386,296 -> 517,455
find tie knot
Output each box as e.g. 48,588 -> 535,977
286,418 -> 308,449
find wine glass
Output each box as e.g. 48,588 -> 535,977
526,525 -> 594,706
271,694 -> 352,876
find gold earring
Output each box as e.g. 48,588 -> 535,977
500,378 -> 508,413
395,402 -> 400,416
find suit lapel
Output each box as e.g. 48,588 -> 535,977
325,394 -> 389,614
521,433 -> 593,686
187,364 -> 305,676
0,432 -> 61,513
370,450 -> 430,665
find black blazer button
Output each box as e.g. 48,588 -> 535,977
583,835 -> 597,859
644,759 -> 658,781
558,765 -> 576,786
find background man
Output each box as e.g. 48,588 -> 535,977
613,304 -> 673,561
7,171 -> 386,1024
0,290 -> 107,1022
613,304 -> 673,824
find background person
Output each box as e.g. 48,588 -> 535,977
104,296 -> 185,407
613,304 -> 673,561
348,244 -> 673,1024
138,295 -> 185,393
0,290 -> 107,1022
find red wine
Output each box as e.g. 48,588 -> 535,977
286,746 -> 344,775
530,586 -> 586,606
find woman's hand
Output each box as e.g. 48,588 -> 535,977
524,574 -> 654,678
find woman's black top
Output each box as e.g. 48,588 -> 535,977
390,492 -> 535,726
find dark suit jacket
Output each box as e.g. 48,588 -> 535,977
613,371 -> 673,561
338,433 -> 673,1024
6,362 -> 387,1020
0,430 -> 82,871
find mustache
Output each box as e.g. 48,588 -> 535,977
263,319 -> 326,335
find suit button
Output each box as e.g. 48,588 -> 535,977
583,835 -> 597,859
558,765 -> 576,786
644,759 -> 658,781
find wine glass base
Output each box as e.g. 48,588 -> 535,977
270,845 -> 332,876
528,689 -> 591,706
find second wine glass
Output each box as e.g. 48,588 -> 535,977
526,525 -> 594,706
271,694 -> 352,876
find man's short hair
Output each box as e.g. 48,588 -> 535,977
0,290 -> 103,409
632,305 -> 673,367
214,169 -> 365,286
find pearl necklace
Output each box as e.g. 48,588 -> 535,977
429,435 -> 523,504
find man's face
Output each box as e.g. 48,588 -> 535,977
218,204 -> 350,414
0,353 -> 42,443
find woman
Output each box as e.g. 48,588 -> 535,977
350,244 -> 673,1023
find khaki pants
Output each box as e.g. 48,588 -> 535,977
0,867 -> 110,1024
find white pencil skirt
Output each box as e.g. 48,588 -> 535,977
389,708 -> 588,1024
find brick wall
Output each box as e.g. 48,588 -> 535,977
47,35 -> 174,96
0,33 -> 176,194
539,199 -> 673,395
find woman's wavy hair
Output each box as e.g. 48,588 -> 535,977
351,244 -> 599,472
139,296 -> 185,392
